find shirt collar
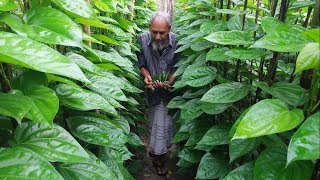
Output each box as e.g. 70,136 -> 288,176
147,32 -> 173,47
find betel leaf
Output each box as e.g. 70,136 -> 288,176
13,122 -> 90,162
196,152 -> 230,179
23,85 -> 59,125
0,0 -> 16,11
0,147 -> 63,180
254,146 -> 286,180
55,84 -> 118,117
0,92 -> 32,122
91,34 -> 119,45
66,52 -> 104,76
177,159 -> 194,168
201,82 -> 249,104
12,70 -> 48,91
191,39 -> 215,51
287,112 -> 320,165
181,66 -> 217,87
224,48 -> 266,60
197,123 -> 232,146
200,20 -> 227,35
223,161 -> 254,180
180,98 -> 203,120
233,99 -> 304,139
23,7 -> 82,47
66,116 -> 128,146
127,132 -> 144,147
0,32 -> 89,83
56,151 -> 116,180
99,145 -> 133,163
229,138 -> 258,162
227,15 -> 258,32
0,13 -> 26,36
200,102 -> 232,115
276,161 -> 314,180
303,28 -> 320,42
206,47 -> 231,62
295,43 -> 320,74
178,147 -> 205,163
205,30 -> 254,46
167,96 -> 186,109
51,0 -> 96,19
229,108 -> 251,138
102,161 -> 134,180
185,128 -> 208,146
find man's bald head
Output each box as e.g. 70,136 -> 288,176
149,11 -> 172,28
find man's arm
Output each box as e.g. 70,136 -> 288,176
140,67 -> 154,91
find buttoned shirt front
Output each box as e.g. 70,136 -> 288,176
136,32 -> 179,106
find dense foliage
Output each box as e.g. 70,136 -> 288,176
169,0 -> 319,179
0,0 -> 157,179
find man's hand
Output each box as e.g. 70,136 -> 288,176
153,80 -> 163,89
144,75 -> 154,91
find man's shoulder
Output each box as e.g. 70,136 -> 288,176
137,32 -> 150,44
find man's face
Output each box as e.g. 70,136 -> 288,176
149,18 -> 170,43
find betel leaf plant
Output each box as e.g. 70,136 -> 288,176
170,0 -> 319,179
0,0 -> 157,179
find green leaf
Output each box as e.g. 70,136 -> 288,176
75,18 -> 111,29
57,151 -> 116,180
112,116 -> 130,134
0,0 -> 16,11
205,30 -> 254,46
287,112 -> 320,165
224,48 -> 266,60
229,108 -> 251,138
14,122 -> 90,162
229,138 -> 258,162
295,43 -> 320,74
23,7 -> 82,47
127,132 -> 144,147
99,145 -> 133,162
276,161 -> 314,180
95,50 -> 134,72
177,159 -> 194,168
91,34 -> 119,45
55,84 -> 118,116
66,116 -> 128,146
12,70 -> 48,91
182,66 -> 217,87
183,89 -> 208,99
66,52 -> 104,76
178,148 -> 205,163
23,85 -> 59,125
0,32 -> 89,83
101,161 -> 134,180
196,152 -> 230,179
0,13 -> 26,36
0,92 -> 32,122
197,123 -> 232,146
200,20 -> 227,35
191,39 -> 215,51
185,128 -> 208,146
51,0 -> 96,19
233,99 -> 305,139
227,15 -> 258,32
303,28 -> 320,42
200,102 -> 232,115
223,162 -> 254,180
173,132 -> 190,143
201,82 -> 249,104
0,147 -> 63,180
216,8 -> 248,15
206,47 -> 231,62
180,98 -> 203,120
167,96 -> 186,109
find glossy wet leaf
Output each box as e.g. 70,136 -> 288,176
185,128 -> 208,146
197,123 -> 232,146
178,148 -> 205,163
276,161 -> 314,180
91,34 -> 119,45
223,162 -> 254,180
0,0 -> 16,11
303,29 -> 320,42
55,84 -> 118,116
95,50 -> 134,72
0,147 -> 63,180
100,160 -> 134,180
205,30 -> 254,46
67,116 -> 127,146
51,0 -> 96,19
233,99 -> 304,139
200,20 -> 227,35
57,151 -> 116,180
180,98 -> 203,120
23,85 -> 59,125
14,122 -> 90,162
229,108 -> 251,138
227,15 -> 258,32
0,32 -> 89,83
99,145 -> 133,162
200,102 -> 232,115
206,47 -> 231,62
173,132 -> 190,143
295,43 -> 320,74
167,96 -> 186,109
196,152 -> 230,179
67,52 -> 104,76
191,39 -> 215,51
0,92 -> 32,122
201,82 -> 249,104
229,138 -> 258,162
0,13 -> 26,36
224,48 -> 266,60
254,147 -> 286,180
287,112 -> 320,165
181,66 -> 217,87
127,132 -> 144,147
112,116 -> 130,134
23,7 -> 82,47
177,159 -> 194,168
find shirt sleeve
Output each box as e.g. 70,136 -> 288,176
136,36 -> 146,69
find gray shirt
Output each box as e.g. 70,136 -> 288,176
136,32 -> 179,106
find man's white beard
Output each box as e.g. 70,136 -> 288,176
152,40 -> 169,53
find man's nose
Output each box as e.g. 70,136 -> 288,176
155,33 -> 161,40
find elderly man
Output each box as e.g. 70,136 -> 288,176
136,11 -> 179,176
